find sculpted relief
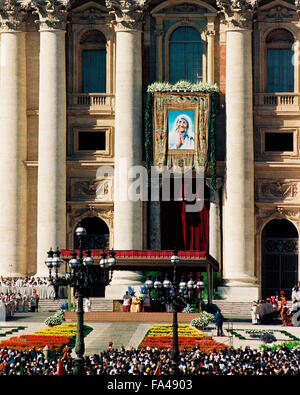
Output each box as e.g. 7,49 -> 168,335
256,180 -> 299,202
71,178 -> 113,202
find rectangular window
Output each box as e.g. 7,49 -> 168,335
78,131 -> 106,151
264,132 -> 294,151
267,49 -> 294,93
82,49 -> 106,93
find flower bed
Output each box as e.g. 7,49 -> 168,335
1,335 -> 72,351
227,328 -> 300,342
0,323 -> 92,353
139,324 -> 228,353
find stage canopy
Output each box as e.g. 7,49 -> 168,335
60,249 -> 219,272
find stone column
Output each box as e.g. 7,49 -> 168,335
33,0 -> 69,276
217,0 -> 259,301
206,178 -> 222,263
0,2 -> 28,276
104,0 -> 147,299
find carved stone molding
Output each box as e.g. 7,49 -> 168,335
261,182 -> 298,200
105,0 -> 147,31
264,5 -> 292,20
71,6 -> 108,24
0,0 -> 29,31
70,177 -> 113,202
67,204 -> 113,233
255,205 -> 300,235
94,179 -> 113,202
67,204 -> 113,249
31,0 -> 70,30
256,180 -> 299,202
71,179 -> 96,201
217,0 -> 257,30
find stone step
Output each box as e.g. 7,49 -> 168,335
38,298 -> 114,312
39,298 -> 292,319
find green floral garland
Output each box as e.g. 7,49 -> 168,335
144,81 -> 219,190
144,90 -> 153,187
209,92 -> 218,191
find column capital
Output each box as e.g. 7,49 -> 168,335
217,0 -> 257,30
31,0 -> 70,31
0,0 -> 29,32
105,0 -> 148,31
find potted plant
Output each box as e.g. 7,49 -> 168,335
190,311 -> 215,330
44,310 -> 65,327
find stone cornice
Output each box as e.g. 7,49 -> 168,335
31,0 -> 70,31
217,0 -> 257,30
105,0 -> 148,31
0,0 -> 29,31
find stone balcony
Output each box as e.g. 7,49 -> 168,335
254,93 -> 300,114
67,93 -> 115,114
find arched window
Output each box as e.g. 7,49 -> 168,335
266,29 -> 294,93
74,217 -> 109,250
80,30 -> 107,93
169,26 -> 203,84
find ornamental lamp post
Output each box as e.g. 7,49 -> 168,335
45,221 -> 117,376
145,249 -> 206,375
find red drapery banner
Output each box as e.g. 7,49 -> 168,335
181,199 -> 209,252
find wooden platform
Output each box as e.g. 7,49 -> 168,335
65,311 -> 200,323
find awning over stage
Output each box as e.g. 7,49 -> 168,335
59,250 -> 220,273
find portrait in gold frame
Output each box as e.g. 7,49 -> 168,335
154,92 -> 210,172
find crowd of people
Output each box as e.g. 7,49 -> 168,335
0,277 -> 51,288
251,283 -> 300,326
0,290 -> 40,319
1,344 -> 300,375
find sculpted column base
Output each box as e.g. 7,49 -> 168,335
105,271 -> 144,300
218,278 -> 259,301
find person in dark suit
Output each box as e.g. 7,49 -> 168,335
215,309 -> 224,336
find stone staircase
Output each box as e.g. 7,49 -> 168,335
39,298 -> 292,320
38,298 -> 114,313
38,298 -> 252,318
211,300 -> 252,319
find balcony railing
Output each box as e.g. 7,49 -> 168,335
255,93 -> 300,112
68,93 -> 115,112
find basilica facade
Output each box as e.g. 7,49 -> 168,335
0,0 -> 299,300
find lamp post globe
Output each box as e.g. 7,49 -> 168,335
75,222 -> 86,238
145,277 -> 154,289
83,250 -> 94,267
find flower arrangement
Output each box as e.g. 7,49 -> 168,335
190,312 -> 215,329
147,80 -> 220,93
44,310 -> 65,327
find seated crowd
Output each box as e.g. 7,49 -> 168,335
0,344 -> 300,375
0,277 -> 51,287
251,283 -> 300,326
